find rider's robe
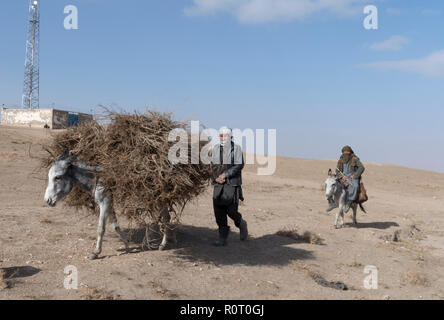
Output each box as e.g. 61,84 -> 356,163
343,163 -> 360,203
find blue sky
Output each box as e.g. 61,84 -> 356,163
1,0 -> 444,172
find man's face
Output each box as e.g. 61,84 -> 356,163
219,134 -> 230,143
343,151 -> 351,155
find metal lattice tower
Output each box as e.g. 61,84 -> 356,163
22,0 -> 40,109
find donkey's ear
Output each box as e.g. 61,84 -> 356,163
58,149 -> 69,161
69,150 -> 82,163
328,168 -> 332,175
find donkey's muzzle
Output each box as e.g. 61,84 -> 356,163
46,198 -> 56,207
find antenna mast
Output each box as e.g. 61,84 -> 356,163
22,0 -> 40,109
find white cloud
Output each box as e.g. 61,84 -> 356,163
184,0 -> 368,23
362,50 -> 444,78
369,35 -> 409,51
421,9 -> 441,15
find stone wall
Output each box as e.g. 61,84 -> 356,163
1,108 -> 52,128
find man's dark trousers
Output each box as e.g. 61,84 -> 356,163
213,187 -> 242,231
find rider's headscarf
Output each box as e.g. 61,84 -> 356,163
340,145 -> 354,164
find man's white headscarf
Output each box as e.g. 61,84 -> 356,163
219,126 -> 232,147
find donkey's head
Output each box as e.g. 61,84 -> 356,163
325,168 -> 339,198
44,150 -> 80,207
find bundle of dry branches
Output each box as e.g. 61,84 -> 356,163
42,109 -> 212,225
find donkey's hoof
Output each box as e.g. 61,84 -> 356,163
141,243 -> 154,251
117,247 -> 130,255
88,253 -> 99,260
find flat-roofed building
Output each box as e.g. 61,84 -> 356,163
1,108 -> 93,129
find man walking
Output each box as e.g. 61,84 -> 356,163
211,126 -> 248,246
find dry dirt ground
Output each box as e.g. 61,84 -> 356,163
1,125 -> 444,300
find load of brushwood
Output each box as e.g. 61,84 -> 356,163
42,109 -> 213,225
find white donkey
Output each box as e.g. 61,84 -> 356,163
44,150 -> 175,260
325,169 -> 365,229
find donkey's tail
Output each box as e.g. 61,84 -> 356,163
359,203 -> 367,214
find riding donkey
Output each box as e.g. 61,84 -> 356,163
325,169 -> 367,229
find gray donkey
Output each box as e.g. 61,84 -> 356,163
44,150 -> 175,259
325,169 -> 365,229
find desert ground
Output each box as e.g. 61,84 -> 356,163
0,125 -> 443,300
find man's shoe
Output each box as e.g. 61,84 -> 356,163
213,226 -> 229,247
213,237 -> 227,246
239,219 -> 248,241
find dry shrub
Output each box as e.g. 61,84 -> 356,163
381,225 -> 423,243
401,271 -> 429,287
81,286 -> 120,300
40,218 -> 52,224
276,229 -> 299,240
276,228 -> 324,245
41,109 -> 213,225
405,224 -> 423,240
346,261 -> 363,268
380,230 -> 401,243
0,270 -> 11,290
293,264 -> 347,291
149,280 -> 180,299
301,231 -> 324,245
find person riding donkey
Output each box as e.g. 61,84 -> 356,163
327,146 -> 365,213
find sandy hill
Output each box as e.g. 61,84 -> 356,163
1,125 -> 443,299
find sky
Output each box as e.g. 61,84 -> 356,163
0,0 -> 443,172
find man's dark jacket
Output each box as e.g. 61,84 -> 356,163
211,141 -> 244,186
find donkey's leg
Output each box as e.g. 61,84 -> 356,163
89,205 -> 108,260
335,192 -> 346,229
159,208 -> 171,251
339,191 -> 348,228
89,187 -> 111,260
159,228 -> 169,251
339,204 -> 345,226
352,203 -> 358,225
170,226 -> 178,245
341,209 -> 345,227
335,208 -> 345,229
159,227 -> 178,250
108,210 -> 130,253
334,208 -> 341,229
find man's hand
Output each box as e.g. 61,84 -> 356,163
216,173 -> 226,184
